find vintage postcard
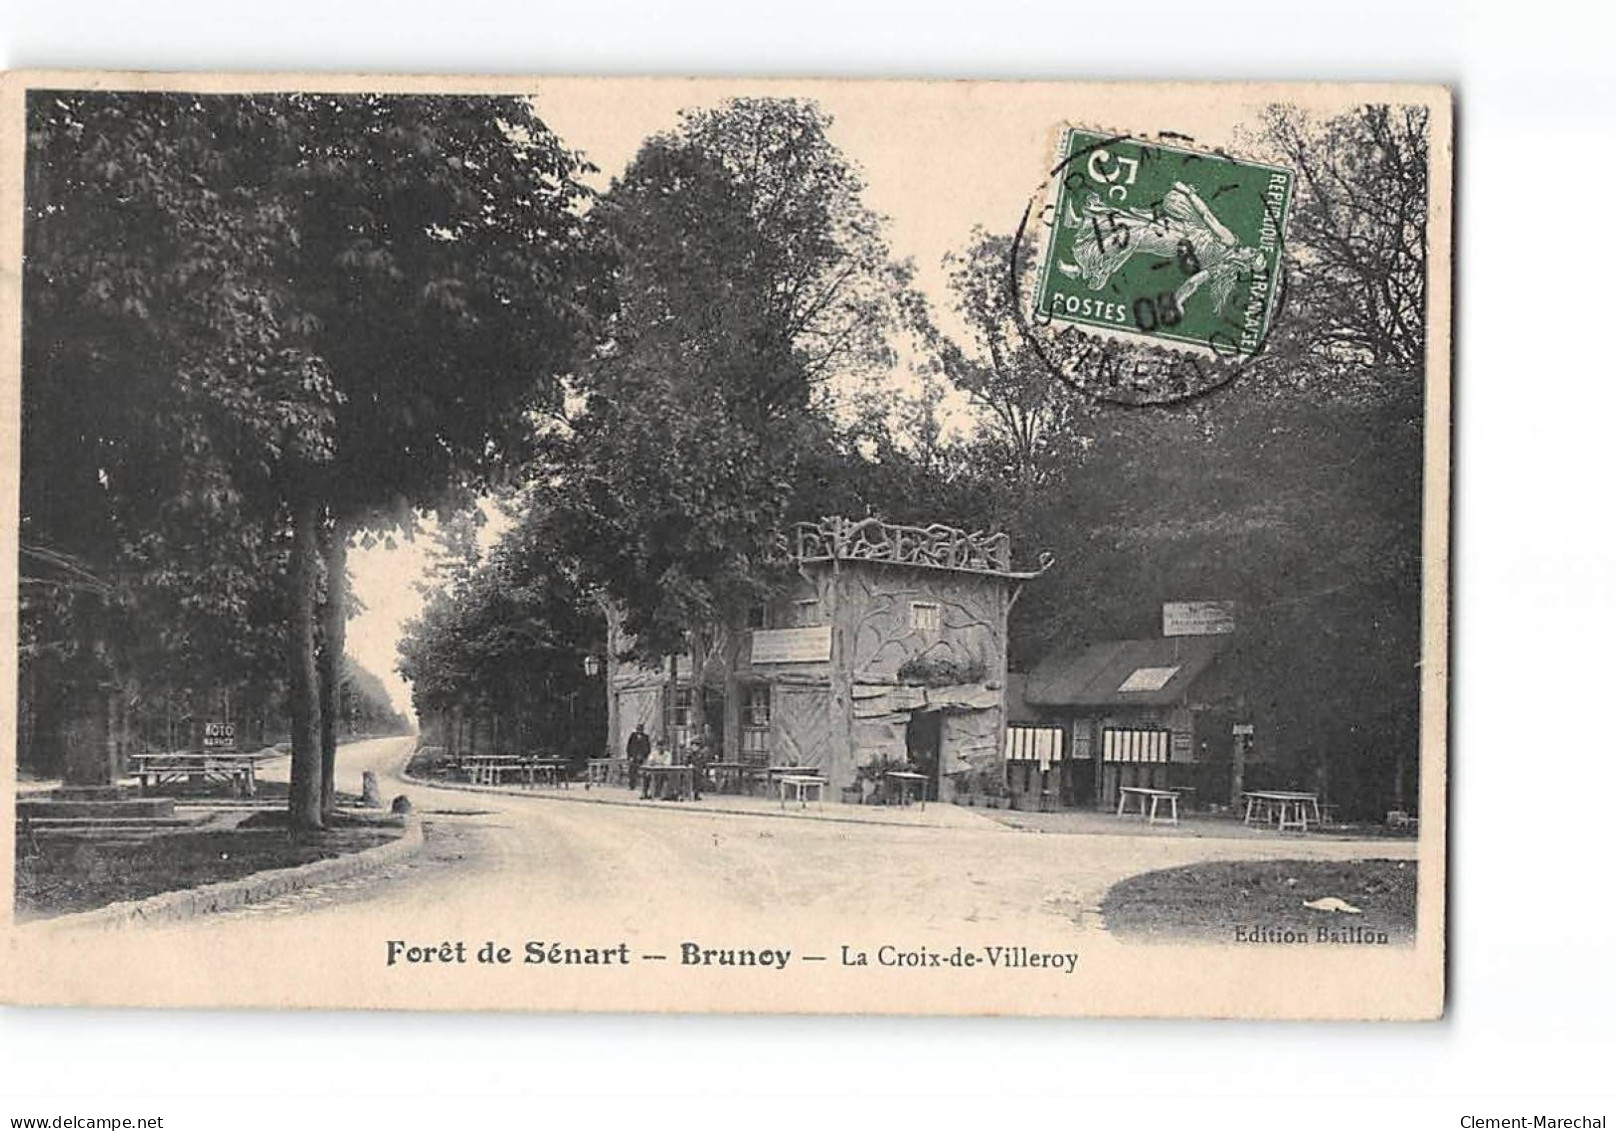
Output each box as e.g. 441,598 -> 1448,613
0,72 -> 1451,1019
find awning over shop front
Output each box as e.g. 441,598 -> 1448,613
1021,637 -> 1225,708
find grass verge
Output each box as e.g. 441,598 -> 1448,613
1100,858 -> 1417,944
14,811 -> 403,920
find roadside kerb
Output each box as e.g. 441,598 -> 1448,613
396,765 -> 1002,833
28,814 -> 423,933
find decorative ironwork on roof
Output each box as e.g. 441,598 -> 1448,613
790,517 -> 1053,579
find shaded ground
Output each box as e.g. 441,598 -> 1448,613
140,779 -> 363,805
1100,858 -> 1417,944
980,806 -> 1421,841
14,812 -> 405,920
401,751 -> 998,830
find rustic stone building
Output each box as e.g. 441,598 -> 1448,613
607,517 -> 1050,799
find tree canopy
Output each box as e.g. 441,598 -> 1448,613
21,91 -> 598,824
538,97 -> 912,658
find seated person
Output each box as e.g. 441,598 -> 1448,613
641,741 -> 672,799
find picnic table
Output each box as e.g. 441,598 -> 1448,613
1242,790 -> 1322,832
883,770 -> 929,809
131,751 -> 262,797
1115,785 -> 1181,826
462,755 -> 532,787
764,765 -> 818,796
640,764 -> 695,801
586,757 -> 628,788
708,761 -> 752,795
535,758 -> 573,788
777,773 -> 826,810
463,754 -> 570,789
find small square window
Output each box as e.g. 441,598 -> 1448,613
910,601 -> 941,631
792,599 -> 820,627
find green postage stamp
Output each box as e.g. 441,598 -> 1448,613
1034,129 -> 1296,356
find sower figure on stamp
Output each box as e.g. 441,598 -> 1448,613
1058,180 -> 1267,318
626,723 -> 651,791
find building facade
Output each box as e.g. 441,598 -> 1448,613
1008,635 -> 1260,811
607,517 -> 1050,798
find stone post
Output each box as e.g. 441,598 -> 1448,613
61,682 -> 118,787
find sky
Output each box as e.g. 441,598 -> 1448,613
342,79 -> 1391,719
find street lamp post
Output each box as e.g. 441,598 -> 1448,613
581,654 -> 604,762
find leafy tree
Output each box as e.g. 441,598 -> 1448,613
337,657 -> 411,738
20,92 -> 337,778
22,92 -> 598,828
923,230 -> 1100,493
237,93 -> 598,827
923,103 -> 1431,818
397,514 -> 604,760
539,98 -> 910,753
1249,104 -> 1431,368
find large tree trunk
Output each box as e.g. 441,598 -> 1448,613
287,495 -> 325,831
596,596 -> 623,759
722,618 -> 743,763
318,515 -> 349,815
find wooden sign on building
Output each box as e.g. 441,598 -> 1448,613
1162,601 -> 1237,637
750,625 -> 832,665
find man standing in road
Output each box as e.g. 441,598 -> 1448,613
626,723 -> 651,791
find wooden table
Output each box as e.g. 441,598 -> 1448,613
765,766 -> 818,799
462,756 -> 528,787
883,770 -> 929,809
531,758 -> 572,789
1242,790 -> 1322,832
463,755 -> 568,788
640,764 -> 695,801
778,774 -> 826,809
708,762 -> 751,795
132,752 -> 260,797
1116,786 -> 1180,826
586,758 -> 628,788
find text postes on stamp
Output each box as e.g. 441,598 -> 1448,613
1033,130 -> 1295,357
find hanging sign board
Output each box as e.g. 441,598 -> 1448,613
1162,601 -> 1237,637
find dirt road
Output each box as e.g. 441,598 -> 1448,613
10,737 -> 1422,1015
